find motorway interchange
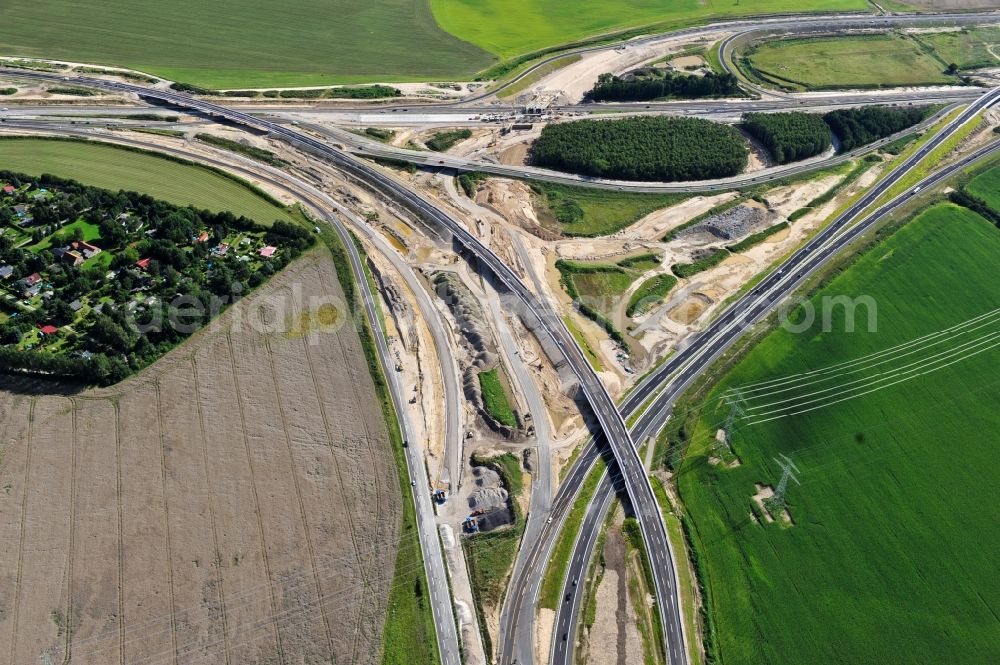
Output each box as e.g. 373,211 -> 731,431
2,9 -> 1000,665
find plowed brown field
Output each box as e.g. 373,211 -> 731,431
0,249 -> 400,665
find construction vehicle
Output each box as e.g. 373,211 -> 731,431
463,516 -> 479,533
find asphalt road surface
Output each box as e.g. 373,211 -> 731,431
301,102 -> 966,194
3,13 -> 999,660
536,89 -> 1000,665
0,68 -> 683,663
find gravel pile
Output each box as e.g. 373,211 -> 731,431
686,205 -> 766,241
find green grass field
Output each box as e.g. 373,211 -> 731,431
913,26 -> 1000,71
0,1 -> 879,86
0,138 -> 296,225
532,182 -> 684,237
557,253 -> 664,323
431,0 -> 869,59
626,273 -> 678,317
0,0 -> 494,88
747,34 -> 954,90
571,269 -> 636,303
678,203 -> 1000,664
27,218 -> 101,252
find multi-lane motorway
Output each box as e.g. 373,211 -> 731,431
3,9 -> 1000,664
511,86 -> 1000,665
0,66 -> 685,664
300,101 -> 962,194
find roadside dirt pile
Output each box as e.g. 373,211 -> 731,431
432,271 -> 498,369
469,466 -> 509,512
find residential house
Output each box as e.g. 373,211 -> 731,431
61,250 -> 84,267
0,265 -> 13,279
71,240 -> 102,259
136,257 -> 151,270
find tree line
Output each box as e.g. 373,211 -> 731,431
822,105 -> 930,152
530,116 -> 748,182
741,112 -> 832,165
742,105 -> 931,165
587,71 -> 741,102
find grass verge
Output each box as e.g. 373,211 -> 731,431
479,368 -> 518,427
539,457 -> 607,609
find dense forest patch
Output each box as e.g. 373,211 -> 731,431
742,112 -> 832,164
587,70 -> 741,102
823,105 -> 932,152
530,116 -> 748,182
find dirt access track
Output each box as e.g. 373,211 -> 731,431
0,249 -> 400,665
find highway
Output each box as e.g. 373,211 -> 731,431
2,96 -> 976,196
0,65 -> 698,665
300,102 -> 964,193
3,11 -> 999,661
528,87 -> 1000,665
0,87 -> 980,119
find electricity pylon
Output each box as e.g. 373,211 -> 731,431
714,389 -> 746,457
767,454 -> 801,514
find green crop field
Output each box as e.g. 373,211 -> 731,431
0,0 -> 494,88
0,138 -> 296,225
0,1 -> 879,87
966,164 -> 1000,212
677,203 -> 1000,664
747,34 -> 954,90
431,0 -> 869,59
